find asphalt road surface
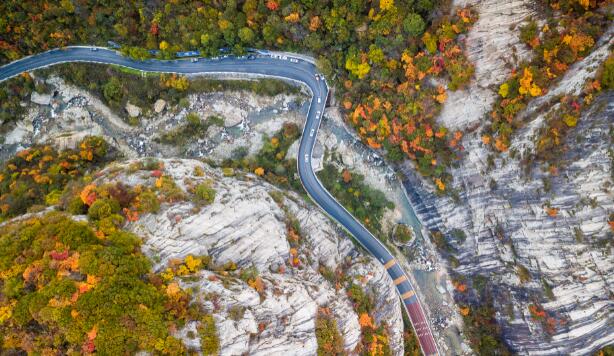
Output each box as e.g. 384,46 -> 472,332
0,47 -> 440,356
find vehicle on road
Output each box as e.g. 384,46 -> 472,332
317,97 -> 321,103
310,129 -> 315,137
191,58 -> 198,62
290,58 -> 298,63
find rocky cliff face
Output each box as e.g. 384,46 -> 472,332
94,159 -> 404,355
402,1 -> 613,353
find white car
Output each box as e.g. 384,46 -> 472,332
91,47 -> 98,51
305,154 -> 309,162
316,111 -> 321,116
191,58 -> 198,62
290,58 -> 298,63
317,97 -> 321,103
282,55 -> 288,60
315,74 -> 320,81
310,129 -> 315,137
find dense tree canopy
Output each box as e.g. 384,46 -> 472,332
0,213 -> 190,354
0,0 -> 478,188
0,136 -> 111,221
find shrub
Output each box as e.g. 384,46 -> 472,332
315,311 -> 344,355
519,20 -> 538,45
451,228 -> 467,243
228,305 -> 246,321
600,54 -> 614,90
87,198 -> 120,221
155,176 -> 186,202
103,76 -> 123,104
393,225 -> 414,243
194,182 -> 216,206
44,190 -> 63,206
222,167 -> 235,177
97,214 -> 124,235
207,115 -> 225,127
137,190 -> 160,213
67,196 -> 87,215
199,314 -> 220,355
403,13 -> 426,36
517,264 -> 531,284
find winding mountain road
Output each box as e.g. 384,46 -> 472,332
0,47 -> 440,356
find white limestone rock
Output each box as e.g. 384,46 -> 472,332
154,99 -> 167,113
92,158 -> 404,355
404,9 -> 614,354
30,92 -> 52,106
125,102 -> 142,117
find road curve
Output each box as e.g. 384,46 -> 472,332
0,47 -> 440,356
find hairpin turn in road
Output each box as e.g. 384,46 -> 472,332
0,47 -> 440,356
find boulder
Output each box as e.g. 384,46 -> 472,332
60,106 -> 91,124
154,99 -> 166,113
31,92 -> 51,106
125,102 -> 141,117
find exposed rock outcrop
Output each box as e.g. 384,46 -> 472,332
30,91 -> 51,105
403,2 -> 614,353
154,99 -> 167,113
94,159 -> 404,355
125,101 -> 141,117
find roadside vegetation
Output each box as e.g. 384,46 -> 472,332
317,164 -> 394,240
219,122 -> 303,192
156,112 -> 224,148
35,63 -> 299,124
0,74 -> 36,126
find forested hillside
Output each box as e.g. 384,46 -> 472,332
0,0 -> 476,189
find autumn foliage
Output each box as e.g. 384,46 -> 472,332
0,136 -> 110,220
484,1 -> 609,151
0,213 -> 190,354
315,308 -> 344,355
342,8 -> 478,189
